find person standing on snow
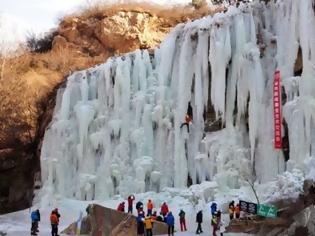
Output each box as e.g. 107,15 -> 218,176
128,195 -> 135,213
211,214 -> 218,236
219,216 -> 226,236
235,204 -> 240,219
117,202 -> 125,212
178,209 -> 187,231
211,202 -> 217,217
50,209 -> 60,236
30,209 -> 40,235
161,202 -> 169,217
137,214 -> 145,236
229,201 -> 235,220
136,201 -> 144,214
166,211 -> 175,236
147,199 -> 154,216
144,215 -> 154,236
195,210 -> 203,234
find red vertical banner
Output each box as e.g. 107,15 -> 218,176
273,70 -> 282,149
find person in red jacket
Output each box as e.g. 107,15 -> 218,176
128,195 -> 135,213
117,202 -> 125,212
160,202 -> 169,217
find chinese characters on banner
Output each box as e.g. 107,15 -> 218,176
273,70 -> 282,149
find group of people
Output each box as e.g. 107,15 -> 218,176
118,195 -> 242,236
133,199 -> 239,236
118,196 -> 176,236
30,208 -> 61,236
209,201 -> 241,236
228,201 -> 240,220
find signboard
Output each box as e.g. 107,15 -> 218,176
273,70 -> 282,149
257,204 -> 278,218
239,200 -> 258,215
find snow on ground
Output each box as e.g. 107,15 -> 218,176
1,169 -> 303,235
0,181 -> 275,236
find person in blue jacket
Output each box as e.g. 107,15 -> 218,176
166,211 -> 175,236
31,209 -> 40,235
211,202 -> 217,217
136,214 -> 145,236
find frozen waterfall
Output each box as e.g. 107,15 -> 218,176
40,0 -> 315,201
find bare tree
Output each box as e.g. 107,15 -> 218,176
241,172 -> 260,205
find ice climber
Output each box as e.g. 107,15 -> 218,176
166,212 -> 175,236
50,209 -> 60,236
195,210 -> 203,234
210,202 -> 217,217
178,209 -> 187,231
161,202 -> 169,217
229,201 -> 235,220
147,199 -> 154,216
128,195 -> 135,213
30,209 -> 40,235
180,102 -> 193,133
180,115 -> 192,133
144,215 -> 154,236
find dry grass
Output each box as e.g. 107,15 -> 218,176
62,1 -> 224,24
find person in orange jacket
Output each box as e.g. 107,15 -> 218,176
50,209 -> 59,236
147,199 -> 154,216
180,102 -> 193,133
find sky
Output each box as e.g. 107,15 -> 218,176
0,0 -> 92,34
0,0 -> 193,34
0,0 -> 193,51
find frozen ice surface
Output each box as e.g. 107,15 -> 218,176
39,0 -> 315,204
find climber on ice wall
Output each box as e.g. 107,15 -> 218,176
180,102 -> 193,133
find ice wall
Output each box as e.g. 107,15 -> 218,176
40,0 -> 315,201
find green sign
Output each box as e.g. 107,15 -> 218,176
257,204 -> 278,218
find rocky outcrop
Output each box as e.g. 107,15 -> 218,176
0,148 -> 37,214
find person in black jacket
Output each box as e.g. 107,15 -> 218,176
136,201 -> 143,213
196,210 -> 203,234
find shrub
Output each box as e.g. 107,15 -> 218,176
26,30 -> 58,53
192,0 -> 207,9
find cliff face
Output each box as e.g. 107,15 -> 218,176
0,3 -> 223,214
